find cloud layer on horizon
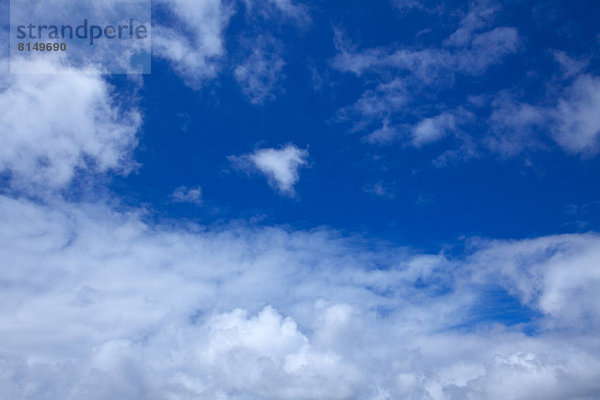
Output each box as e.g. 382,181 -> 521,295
1,195 -> 600,400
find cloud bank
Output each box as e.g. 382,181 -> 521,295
1,195 -> 600,399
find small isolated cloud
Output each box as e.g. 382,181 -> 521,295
229,144 -> 308,195
171,186 -> 203,205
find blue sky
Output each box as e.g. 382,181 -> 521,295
107,0 -> 600,249
1,0 -> 600,399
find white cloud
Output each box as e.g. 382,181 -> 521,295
354,107 -> 465,147
460,27 -> 519,74
336,79 -> 408,140
333,24 -> 518,80
0,196 -> 600,399
243,0 -> 311,27
0,59 -> 140,192
363,120 -> 401,144
445,1 -> 501,47
553,74 -> 600,154
267,0 -> 310,24
153,0 -> 233,87
486,73 -> 600,156
332,5 -> 519,153
152,0 -> 307,89
486,95 -> 547,155
171,186 -> 203,205
468,234 -> 600,329
1,2 -> 600,398
392,0 -> 421,11
229,144 -> 309,195
334,11 -> 600,161
412,112 -> 457,147
552,50 -> 587,79
234,36 -> 286,104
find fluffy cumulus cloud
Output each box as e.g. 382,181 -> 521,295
229,144 -> 309,195
1,196 -> 600,399
0,59 -> 140,191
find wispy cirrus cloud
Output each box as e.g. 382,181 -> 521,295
170,186 -> 203,205
332,2 -> 519,153
152,0 -> 233,87
152,0 -> 309,94
234,35 -> 286,104
232,0 -> 311,104
243,0 -> 311,27
487,72 -> 600,156
333,3 -> 519,81
332,1 -> 600,162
